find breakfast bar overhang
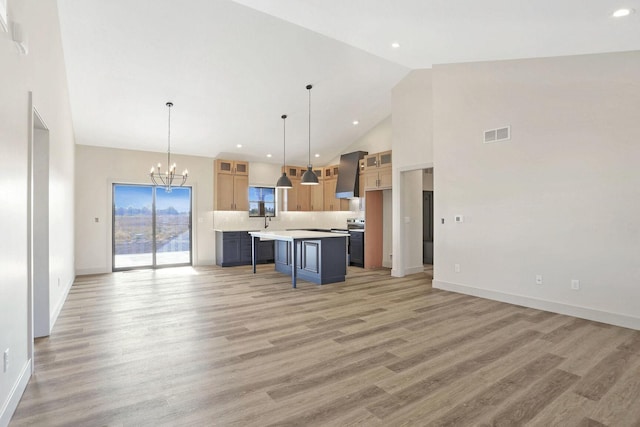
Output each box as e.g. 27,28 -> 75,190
248,230 -> 348,288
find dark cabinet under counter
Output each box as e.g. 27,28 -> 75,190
216,231 -> 274,267
273,237 -> 347,285
349,230 -> 364,268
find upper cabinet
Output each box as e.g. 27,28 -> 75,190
280,164 -> 351,212
310,168 -> 324,212
363,150 -> 392,171
283,166 -> 313,212
216,159 -> 249,175
362,150 -> 392,191
215,159 -> 249,211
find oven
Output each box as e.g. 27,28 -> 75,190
347,218 -> 365,267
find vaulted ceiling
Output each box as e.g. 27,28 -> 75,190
57,0 -> 640,165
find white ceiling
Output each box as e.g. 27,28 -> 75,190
57,0 -> 640,166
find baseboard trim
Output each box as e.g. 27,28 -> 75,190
433,280 -> 640,331
76,267 -> 109,276
50,275 -> 74,331
0,359 -> 31,427
404,266 -> 425,275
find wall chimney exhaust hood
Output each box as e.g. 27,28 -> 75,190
336,151 -> 368,199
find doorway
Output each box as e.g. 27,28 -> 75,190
112,184 -> 192,270
423,190 -> 434,264
28,102 -> 51,340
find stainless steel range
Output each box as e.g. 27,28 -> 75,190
347,218 -> 365,231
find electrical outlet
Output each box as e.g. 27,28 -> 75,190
455,264 -> 460,273
571,279 -> 580,290
536,275 -> 543,285
3,349 -> 8,373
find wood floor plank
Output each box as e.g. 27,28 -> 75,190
266,385 -> 388,427
430,353 -> 566,426
10,265 -> 640,426
489,369 -> 580,426
587,361 -> 640,426
366,329 -> 541,419
574,348 -> 639,401
576,418 -> 608,427
386,312 -> 527,373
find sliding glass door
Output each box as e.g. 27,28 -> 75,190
113,184 -> 192,270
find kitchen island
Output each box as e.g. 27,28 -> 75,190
248,230 -> 348,288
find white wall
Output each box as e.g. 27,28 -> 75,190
327,116 -> 392,165
431,51 -> 640,329
75,145 -> 215,274
249,162 -> 281,187
423,169 -> 434,191
0,0 -> 75,424
391,69 -> 434,276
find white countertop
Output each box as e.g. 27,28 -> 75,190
249,230 -> 349,240
214,229 -> 260,232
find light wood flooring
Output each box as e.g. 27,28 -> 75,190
11,265 -> 640,426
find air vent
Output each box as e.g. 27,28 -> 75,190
484,126 -> 510,144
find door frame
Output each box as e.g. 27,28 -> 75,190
28,93 -> 51,369
391,162 -> 434,277
111,183 -> 193,271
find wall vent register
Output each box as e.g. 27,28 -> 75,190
484,126 -> 510,143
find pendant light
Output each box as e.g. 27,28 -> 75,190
300,84 -> 319,185
276,114 -> 293,189
149,102 -> 188,192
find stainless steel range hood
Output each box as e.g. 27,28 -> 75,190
335,151 -> 368,199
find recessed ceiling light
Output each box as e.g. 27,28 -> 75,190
613,8 -> 634,17
352,120 -> 359,125
266,154 -> 272,158
314,153 -> 320,158
391,42 -> 400,49
236,144 -> 242,148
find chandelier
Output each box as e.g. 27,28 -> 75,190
150,102 -> 188,192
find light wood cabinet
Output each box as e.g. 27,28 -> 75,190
281,164 -> 354,211
215,159 -> 249,211
284,166 -> 308,211
363,150 -> 392,191
303,181 -> 324,212
215,159 -> 249,175
323,164 -> 349,211
363,150 -> 392,171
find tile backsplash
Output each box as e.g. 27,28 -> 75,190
213,208 -> 363,231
